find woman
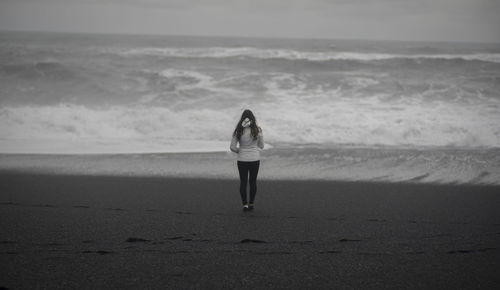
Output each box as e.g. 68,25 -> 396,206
230,109 -> 264,211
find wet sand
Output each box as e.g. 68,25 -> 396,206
1,172 -> 499,289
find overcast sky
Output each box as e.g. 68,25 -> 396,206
1,0 -> 499,43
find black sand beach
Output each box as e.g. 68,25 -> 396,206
1,172 -> 499,289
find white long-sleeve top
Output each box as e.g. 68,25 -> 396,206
230,127 -> 264,161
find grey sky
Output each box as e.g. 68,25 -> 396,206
1,0 -> 499,42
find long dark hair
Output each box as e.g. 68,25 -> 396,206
233,109 -> 260,140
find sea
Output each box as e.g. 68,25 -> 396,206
1,31 -> 499,184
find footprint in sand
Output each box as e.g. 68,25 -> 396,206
448,248 -> 497,254
125,237 -> 151,243
320,250 -> 341,254
447,250 -> 473,254
0,241 -> 17,244
81,250 -> 113,255
1,251 -> 18,255
253,251 -> 293,255
240,239 -> 268,244
339,238 -> 361,242
0,202 -> 19,206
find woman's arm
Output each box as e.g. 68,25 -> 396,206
230,135 -> 239,153
257,127 -> 264,149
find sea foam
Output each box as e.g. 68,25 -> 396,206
1,94 -> 498,154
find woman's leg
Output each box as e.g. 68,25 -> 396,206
237,161 -> 249,205
248,161 -> 260,204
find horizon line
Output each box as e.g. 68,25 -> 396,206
2,29 -> 500,46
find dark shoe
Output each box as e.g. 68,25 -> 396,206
248,203 -> 254,210
243,204 -> 249,211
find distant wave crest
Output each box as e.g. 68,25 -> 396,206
120,47 -> 500,63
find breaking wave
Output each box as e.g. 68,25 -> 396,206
1,96 -> 499,154
120,47 -> 500,63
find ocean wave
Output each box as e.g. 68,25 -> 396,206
0,60 -> 78,81
158,69 -> 213,89
1,99 -> 499,154
120,47 -> 500,64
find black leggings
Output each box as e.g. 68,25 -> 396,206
237,160 -> 260,205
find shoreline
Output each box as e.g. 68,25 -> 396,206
1,146 -> 499,185
1,169 -> 499,189
1,172 -> 499,289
